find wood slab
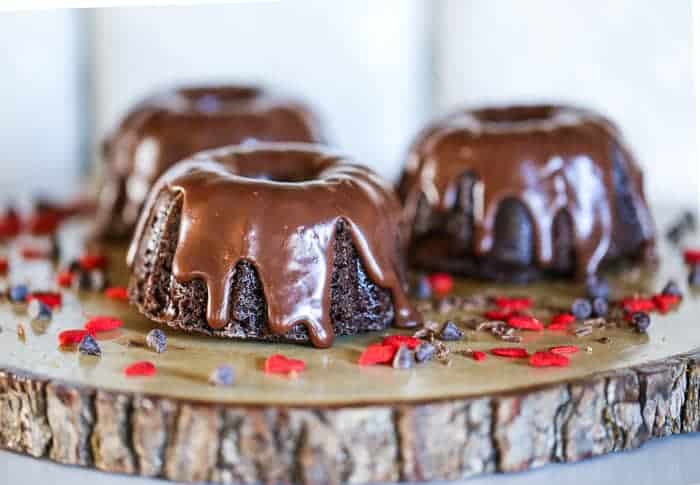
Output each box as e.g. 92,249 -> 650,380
1,213 -> 700,484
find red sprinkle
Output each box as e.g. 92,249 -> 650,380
484,309 -> 515,321
428,273 -> 453,295
506,315 -> 543,331
0,257 -> 8,276
56,271 -> 74,288
264,354 -> 306,374
494,296 -> 532,311
20,247 -> 48,260
490,347 -> 530,358
652,294 -> 681,314
684,249 -> 700,265
28,292 -> 62,309
105,286 -> 129,302
358,344 -> 396,366
472,350 -> 487,362
79,253 -> 108,271
548,313 -> 576,330
0,213 -> 21,239
124,361 -> 156,377
548,345 -> 579,355
621,297 -> 656,313
58,329 -> 89,346
382,335 -> 421,350
27,212 -> 62,236
84,316 -> 123,333
529,351 -> 570,368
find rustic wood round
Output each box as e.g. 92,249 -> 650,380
1,216 -> 699,484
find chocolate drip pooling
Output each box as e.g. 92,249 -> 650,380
128,144 -> 420,348
399,105 -> 655,278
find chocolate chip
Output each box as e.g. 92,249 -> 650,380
689,265 -> 700,288
414,342 -> 435,363
209,364 -> 235,386
590,297 -> 608,318
586,277 -> 609,300
412,275 -> 432,300
146,328 -> 167,353
392,344 -> 414,369
571,298 -> 593,320
8,285 -> 28,303
438,320 -> 463,341
78,334 -> 101,356
27,299 -> 51,320
661,280 -> 682,298
630,312 -> 652,333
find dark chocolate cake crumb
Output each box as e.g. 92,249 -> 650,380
661,280 -> 682,298
591,297 -> 608,318
146,328 -> 167,353
78,334 -> 101,356
209,364 -> 235,386
438,320 -> 463,341
571,298 -> 593,320
630,312 -> 652,333
392,344 -> 414,369
414,342 -> 435,363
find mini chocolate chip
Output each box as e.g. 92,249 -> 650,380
209,364 -> 235,386
689,266 -> 700,288
630,312 -> 652,333
27,299 -> 51,320
438,320 -> 463,341
414,342 -> 435,363
146,328 -> 167,353
392,344 -> 414,369
8,285 -> 28,303
78,334 -> 101,356
571,298 -> 593,320
586,277 -> 609,300
590,297 -> 608,318
412,275 -> 432,300
661,280 -> 682,298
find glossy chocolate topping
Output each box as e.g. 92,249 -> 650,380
96,84 -> 323,238
128,143 -> 420,348
399,105 -> 655,278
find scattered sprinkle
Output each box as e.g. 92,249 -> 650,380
590,297 -> 608,318
358,344 -> 395,366
209,364 -> 235,386
28,299 -> 52,320
548,313 -> 575,330
574,326 -> 593,337
105,286 -> 129,301
529,351 -> 570,368
84,316 -> 123,333
392,344 -> 414,369
56,271 -> 74,288
78,334 -> 101,356
571,298 -> 593,320
0,257 -> 8,276
428,273 -> 453,295
8,285 -> 28,303
79,253 -> 108,271
0,211 -> 21,238
652,293 -> 680,314
438,320 -> 463,341
382,335 -> 421,350
490,347 -> 529,359
548,345 -> 579,355
146,328 -> 167,353
264,354 -> 305,374
124,361 -> 156,377
630,312 -> 652,333
472,350 -> 487,362
414,342 -> 435,363
28,292 -> 62,309
621,297 -> 656,313
661,280 -> 682,298
494,296 -> 531,311
506,315 -> 543,331
683,248 -> 700,265
58,329 -> 89,347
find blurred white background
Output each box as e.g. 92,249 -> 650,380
0,0 -> 696,208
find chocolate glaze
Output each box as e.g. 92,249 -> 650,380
96,84 -> 323,239
127,143 -> 420,348
399,105 -> 655,279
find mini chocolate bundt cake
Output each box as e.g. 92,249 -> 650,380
398,105 -> 655,283
95,84 -> 323,239
127,143 -> 420,348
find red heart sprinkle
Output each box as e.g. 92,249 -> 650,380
27,212 -> 62,236
620,297 -> 656,313
490,347 -> 530,358
684,249 -> 700,265
548,345 -> 579,355
124,361 -> 156,377
58,329 -> 89,346
472,351 -> 487,362
264,354 -> 306,374
494,296 -> 532,311
382,335 -> 421,350
84,316 -> 123,333
529,351 -> 570,367
28,292 -> 62,309
506,315 -> 543,331
56,271 -> 74,288
548,313 -> 576,330
652,294 -> 680,314
358,344 -> 396,366
104,286 -> 129,302
428,273 -> 453,295
79,253 -> 108,271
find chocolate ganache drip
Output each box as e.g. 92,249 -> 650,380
399,105 -> 655,279
128,143 -> 420,348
